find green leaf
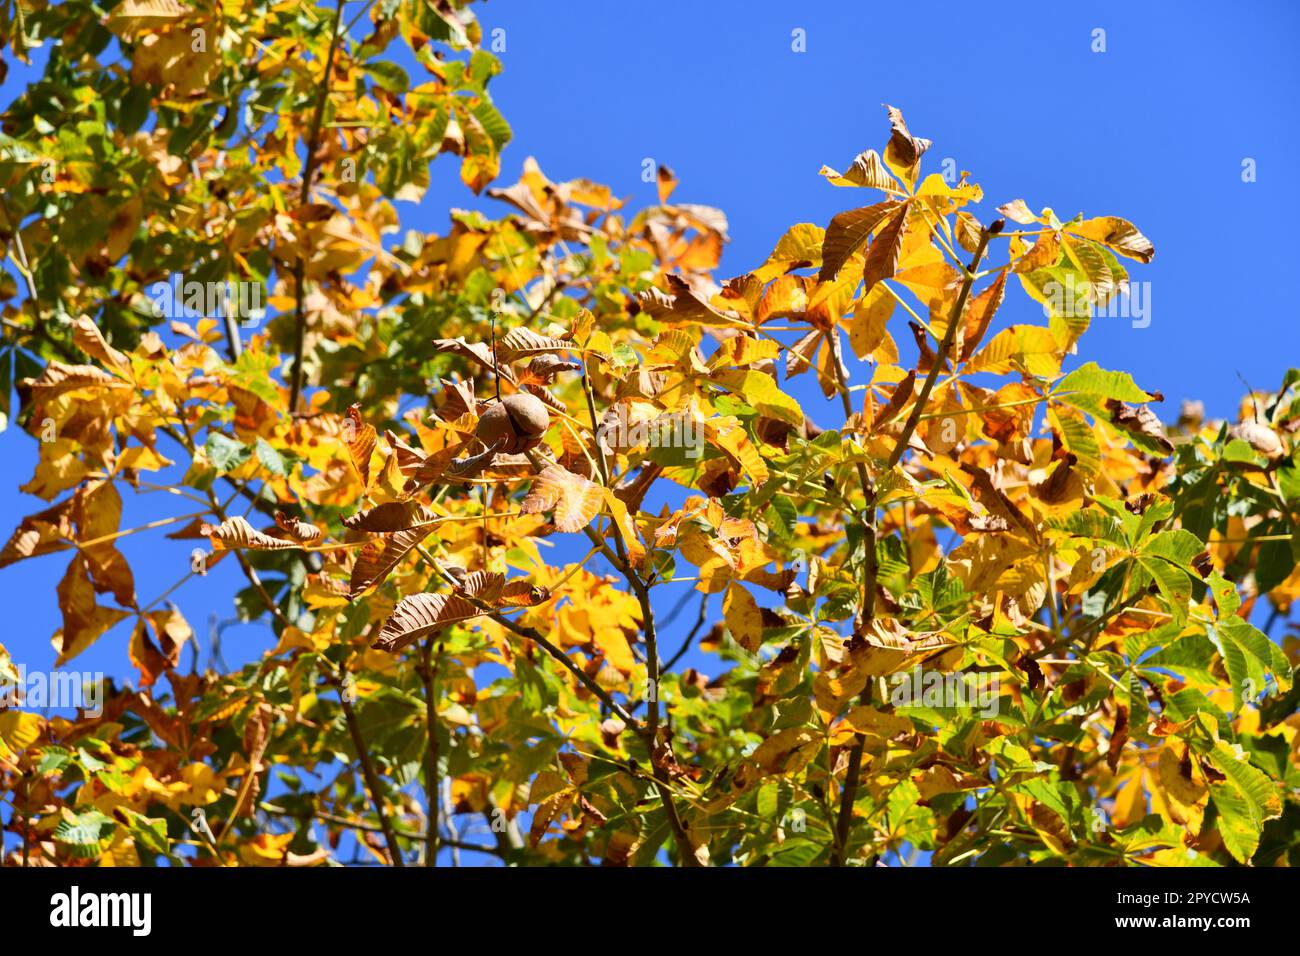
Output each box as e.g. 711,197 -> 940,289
1214,617 -> 1294,705
54,809 -> 117,859
470,99 -> 512,153
255,438 -> 287,477
713,369 -> 803,426
1139,529 -> 1204,569
1201,739 -> 1282,864
364,61 -> 410,93
1136,555 -> 1191,623
205,432 -> 250,473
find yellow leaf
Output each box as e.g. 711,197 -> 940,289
0,711 -> 44,760
723,583 -> 762,653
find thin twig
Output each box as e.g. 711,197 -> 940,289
288,0 -> 347,413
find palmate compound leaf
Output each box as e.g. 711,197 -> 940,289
372,591 -> 483,653
4,32 -> 1288,870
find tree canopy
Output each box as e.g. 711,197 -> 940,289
2,0 -> 1299,868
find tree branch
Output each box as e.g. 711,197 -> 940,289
288,0 -> 346,413
829,218 -> 1002,866
419,637 -> 441,866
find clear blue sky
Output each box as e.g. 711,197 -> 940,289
1,0 -> 1297,861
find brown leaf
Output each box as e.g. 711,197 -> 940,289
454,570 -> 505,603
882,105 -> 932,191
372,592 -> 482,653
997,199 -> 1039,225
521,464 -> 603,533
0,499 -> 74,568
872,370 -> 916,429
819,149 -> 898,191
1018,654 -> 1044,692
859,203 -> 909,294
518,355 -> 580,387
274,511 -> 323,543
958,269 -> 1008,362
342,501 -> 437,533
345,405 -> 377,489
1107,706 -> 1129,774
959,462 -> 1038,538
1106,400 -> 1175,455
71,315 -> 131,374
433,337 -> 514,381
21,361 -> 130,400
1228,421 -> 1283,460
436,379 -> 478,421
633,274 -> 741,326
496,327 -> 577,363
349,525 -> 435,597
1069,216 -> 1154,264
817,200 -> 900,283
200,516 -> 300,551
52,556 -> 132,666
657,164 -> 678,203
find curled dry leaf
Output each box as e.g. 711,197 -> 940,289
1228,421 -> 1283,460
882,105 -> 932,191
200,516 -> 300,551
1106,399 -> 1175,456
274,511 -> 323,543
345,405 -> 377,489
819,148 -> 898,191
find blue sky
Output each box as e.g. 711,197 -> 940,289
2,0 -> 1298,862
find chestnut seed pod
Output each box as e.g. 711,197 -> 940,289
475,393 -> 551,454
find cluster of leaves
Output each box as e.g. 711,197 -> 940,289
2,0 -> 1299,867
